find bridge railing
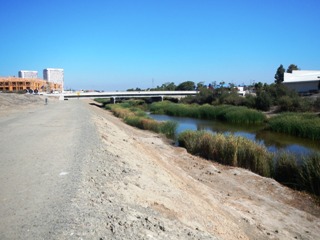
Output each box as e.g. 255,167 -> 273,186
62,91 -> 198,100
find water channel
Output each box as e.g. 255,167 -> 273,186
150,114 -> 320,158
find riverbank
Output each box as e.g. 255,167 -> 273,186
90,100 -> 320,239
1,94 -> 320,239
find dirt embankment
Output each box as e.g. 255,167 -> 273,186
84,102 -> 320,240
1,93 -> 319,240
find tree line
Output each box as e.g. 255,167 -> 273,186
127,63 -> 320,112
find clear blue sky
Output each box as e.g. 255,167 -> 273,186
1,0 -> 319,91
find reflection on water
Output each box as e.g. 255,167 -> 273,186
150,114 -> 320,156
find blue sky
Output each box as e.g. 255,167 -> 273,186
1,0 -> 319,91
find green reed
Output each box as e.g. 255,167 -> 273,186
178,130 -> 320,196
268,112 -> 320,140
105,102 -> 177,138
178,130 -> 273,177
150,101 -> 266,124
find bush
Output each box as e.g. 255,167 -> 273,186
278,96 -> 312,112
255,92 -> 272,111
244,94 -> 256,108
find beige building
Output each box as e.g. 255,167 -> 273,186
0,77 -> 63,92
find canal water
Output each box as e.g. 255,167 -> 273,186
150,114 -> 320,157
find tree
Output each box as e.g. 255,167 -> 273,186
176,81 -> 195,91
160,82 -> 176,91
196,81 -> 205,90
256,91 -> 272,111
287,64 -> 299,73
274,64 -> 285,84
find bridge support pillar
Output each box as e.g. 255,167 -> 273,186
161,96 -> 164,101
112,97 -> 117,104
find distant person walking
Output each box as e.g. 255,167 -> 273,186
45,98 -> 48,105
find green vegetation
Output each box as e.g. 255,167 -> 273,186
150,101 -> 266,124
274,152 -> 300,188
104,101 -> 177,138
268,113 -> 320,140
273,151 -> 320,196
178,131 -> 273,177
97,98 -> 320,196
178,130 -> 320,196
299,153 -> 320,196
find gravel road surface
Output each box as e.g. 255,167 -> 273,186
0,98 -> 99,239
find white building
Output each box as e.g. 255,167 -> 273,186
283,70 -> 320,93
18,70 -> 38,79
237,86 -> 246,96
43,68 -> 64,90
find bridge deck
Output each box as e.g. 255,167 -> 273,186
63,91 -> 198,99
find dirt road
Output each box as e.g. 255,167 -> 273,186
0,94 -> 319,239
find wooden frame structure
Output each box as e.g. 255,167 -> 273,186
0,77 -> 62,92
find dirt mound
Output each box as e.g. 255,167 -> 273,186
0,93 -> 43,107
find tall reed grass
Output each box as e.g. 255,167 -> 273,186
273,151 -> 300,188
178,130 -> 273,177
105,102 -> 177,138
150,101 -> 266,124
268,112 -> 320,140
178,130 -> 320,196
299,153 -> 320,196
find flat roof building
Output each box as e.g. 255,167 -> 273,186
43,68 -> 64,90
18,70 -> 38,79
283,70 -> 320,93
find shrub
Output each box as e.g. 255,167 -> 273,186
244,94 -> 256,108
255,92 -> 272,111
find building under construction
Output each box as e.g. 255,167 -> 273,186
0,77 -> 63,93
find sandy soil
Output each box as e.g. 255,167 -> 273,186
1,93 -> 319,240
87,101 -> 320,240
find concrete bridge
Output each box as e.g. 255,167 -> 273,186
62,91 -> 198,103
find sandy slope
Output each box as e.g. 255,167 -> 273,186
85,100 -> 320,240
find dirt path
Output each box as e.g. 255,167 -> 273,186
0,94 -> 319,239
